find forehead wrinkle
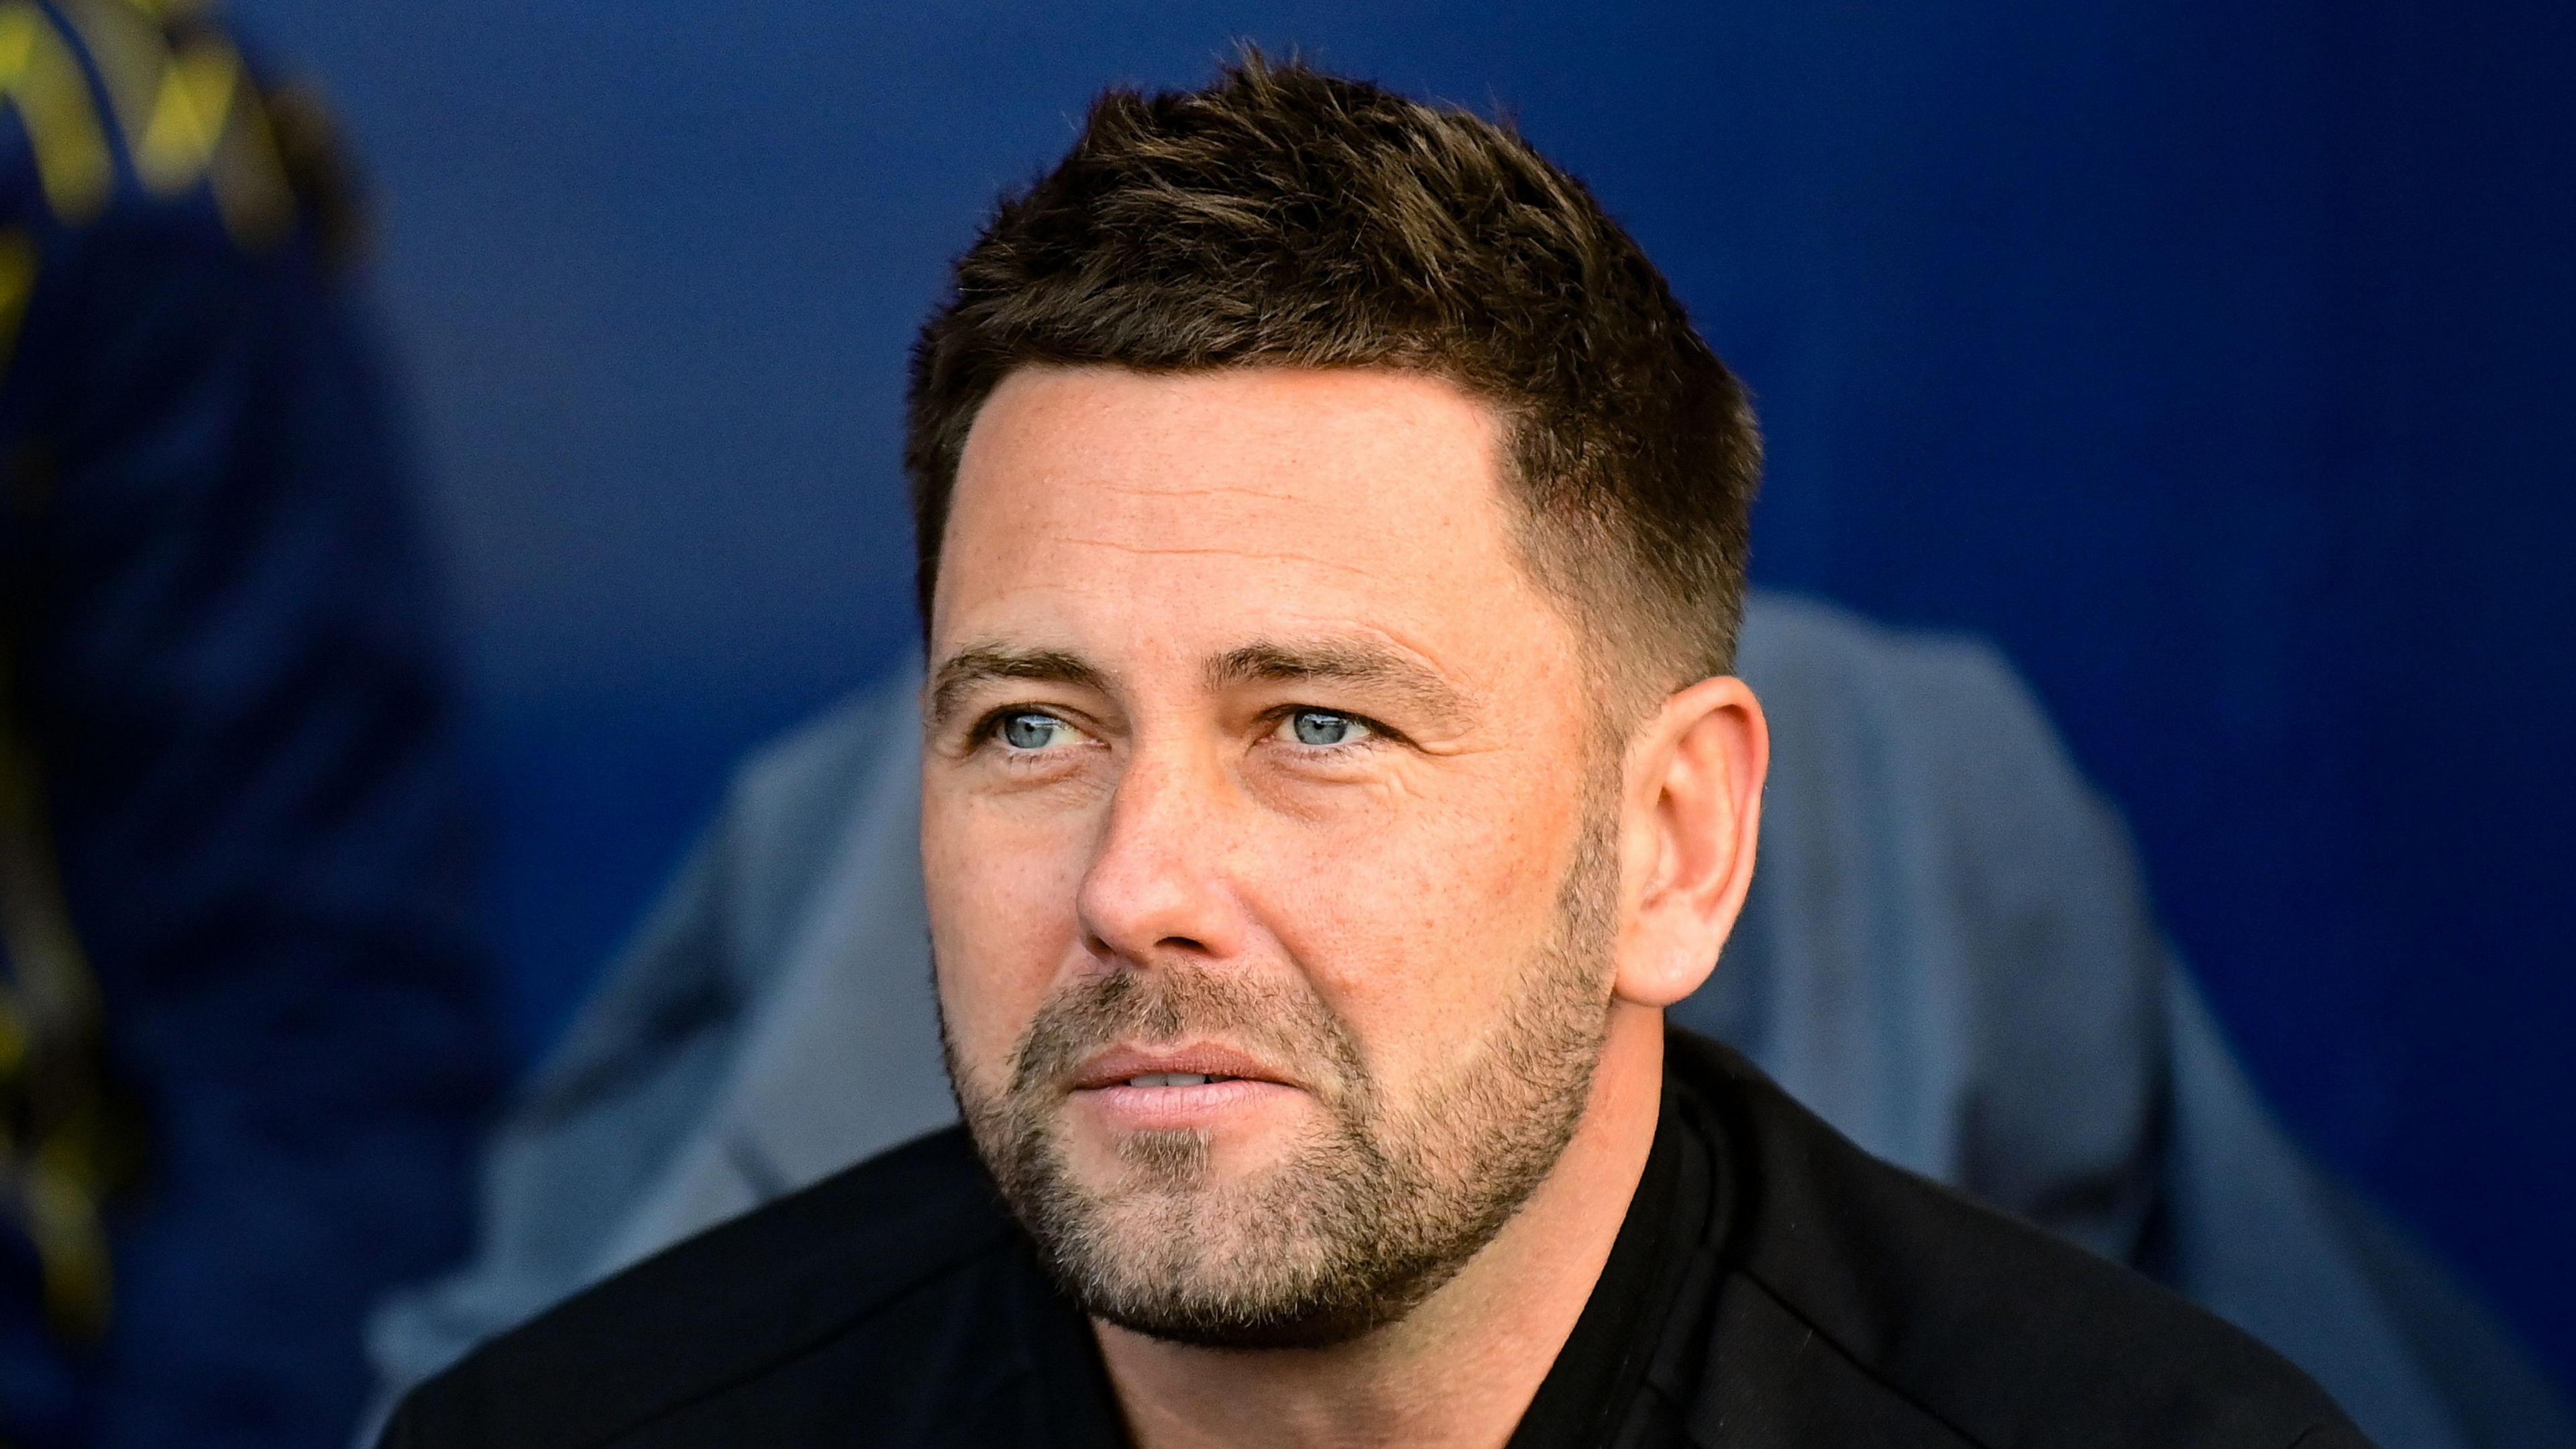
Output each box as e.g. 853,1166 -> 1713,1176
1205,638 -> 1479,729
1088,480 -> 1320,506
928,644 -> 1110,729
1055,534 -> 1379,580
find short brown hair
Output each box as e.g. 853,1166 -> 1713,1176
906,51 -> 1760,708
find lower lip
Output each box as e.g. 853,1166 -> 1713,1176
1073,1078 -> 1303,1130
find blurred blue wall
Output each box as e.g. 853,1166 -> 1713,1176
229,0 -> 2575,1392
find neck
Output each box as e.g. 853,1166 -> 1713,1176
1094,1004 -> 1667,1449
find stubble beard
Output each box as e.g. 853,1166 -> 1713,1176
941,800 -> 1621,1350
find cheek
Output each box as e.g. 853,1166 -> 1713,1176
1260,773 -> 1580,1077
922,787 -> 1092,1089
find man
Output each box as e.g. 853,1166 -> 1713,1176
380,56 -> 2366,1447
370,598 -> 2576,1449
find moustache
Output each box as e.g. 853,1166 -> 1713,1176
1006,966 -> 1373,1111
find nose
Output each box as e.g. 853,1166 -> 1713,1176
1075,747 -> 1247,967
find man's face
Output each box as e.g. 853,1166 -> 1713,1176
922,366 -> 1621,1347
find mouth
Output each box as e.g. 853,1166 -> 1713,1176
1069,1043 -> 1299,1093
1064,1044 -> 1307,1132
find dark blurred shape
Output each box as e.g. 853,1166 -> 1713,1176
256,80 -> 364,272
0,1 -> 506,1444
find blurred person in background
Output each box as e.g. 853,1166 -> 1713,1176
1,0 -> 506,1444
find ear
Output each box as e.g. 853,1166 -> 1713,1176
1612,675 -> 1768,1009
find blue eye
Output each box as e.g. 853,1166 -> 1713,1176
998,712 -> 1069,750
1288,710 -> 1368,747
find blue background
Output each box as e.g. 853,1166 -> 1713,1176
227,0 -> 2575,1394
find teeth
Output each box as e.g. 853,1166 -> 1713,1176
1124,1073 -> 1232,1087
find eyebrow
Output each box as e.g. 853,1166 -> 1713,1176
925,637 -> 1479,734
926,646 -> 1110,731
1205,639 -> 1475,728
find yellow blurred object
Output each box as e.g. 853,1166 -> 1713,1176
0,228 -> 34,378
0,2 -> 115,224
0,647 -> 120,1343
54,0 -> 294,247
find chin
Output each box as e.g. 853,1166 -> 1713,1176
1068,1193 -> 1442,1352
1035,1143 -> 1471,1353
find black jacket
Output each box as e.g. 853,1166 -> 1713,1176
382,1030 -> 2370,1447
